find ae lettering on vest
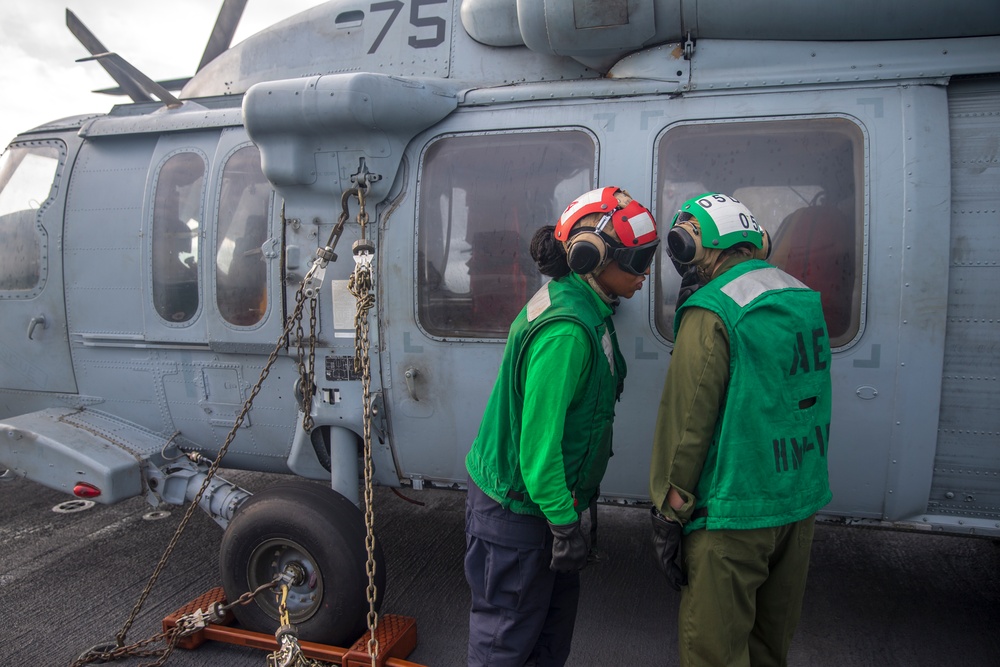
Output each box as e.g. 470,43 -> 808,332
774,326 -> 830,473
789,327 -> 828,375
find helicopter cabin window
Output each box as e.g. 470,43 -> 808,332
654,118 -> 865,348
215,145 -> 271,327
152,151 -> 206,323
417,130 -> 596,338
0,143 -> 62,293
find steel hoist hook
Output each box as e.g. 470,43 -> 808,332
352,186 -> 375,264
301,185 -> 369,298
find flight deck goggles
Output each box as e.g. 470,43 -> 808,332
610,237 -> 660,275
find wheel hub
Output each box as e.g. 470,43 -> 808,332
247,537 -> 324,623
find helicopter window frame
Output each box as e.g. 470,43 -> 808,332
651,115 -> 868,350
414,127 -> 599,340
150,148 -> 208,326
213,143 -> 273,329
0,140 -> 65,297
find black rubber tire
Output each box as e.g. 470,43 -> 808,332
219,480 -> 385,645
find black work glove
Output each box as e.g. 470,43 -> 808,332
548,519 -> 589,573
676,263 -> 703,309
650,507 -> 687,591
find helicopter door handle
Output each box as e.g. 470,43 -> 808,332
404,367 -> 420,401
27,315 -> 48,340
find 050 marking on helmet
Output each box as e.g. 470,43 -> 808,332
695,194 -> 761,235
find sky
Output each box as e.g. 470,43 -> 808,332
0,0 -> 327,150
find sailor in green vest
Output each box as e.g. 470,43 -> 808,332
649,193 -> 832,667
465,187 -> 660,666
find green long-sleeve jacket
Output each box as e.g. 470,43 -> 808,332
466,272 -> 625,526
649,304 -> 729,525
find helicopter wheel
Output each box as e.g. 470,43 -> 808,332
219,480 -> 385,646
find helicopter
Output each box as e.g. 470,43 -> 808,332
1,0 -> 998,649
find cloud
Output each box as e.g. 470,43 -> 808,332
0,0 -> 324,148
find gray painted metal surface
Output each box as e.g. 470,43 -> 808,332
0,0 -> 997,534
0,0 -> 999,649
931,77 -> 1000,525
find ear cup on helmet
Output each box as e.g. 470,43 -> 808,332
666,226 -> 698,264
566,230 -> 608,274
752,227 -> 772,261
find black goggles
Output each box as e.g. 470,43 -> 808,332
611,238 -> 660,275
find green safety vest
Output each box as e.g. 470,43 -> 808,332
466,273 -> 625,519
676,260 -> 833,531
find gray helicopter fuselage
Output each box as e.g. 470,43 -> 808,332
0,0 -> 998,537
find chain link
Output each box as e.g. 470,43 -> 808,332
264,585 -> 331,667
71,201 -> 343,667
347,187 -> 380,666
294,286 -> 319,433
73,628 -> 181,667
72,558 -> 289,666
72,191 -> 377,667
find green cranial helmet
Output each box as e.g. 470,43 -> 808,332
667,193 -> 769,268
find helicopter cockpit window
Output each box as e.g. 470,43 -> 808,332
152,151 -> 206,324
417,130 -> 596,338
654,118 -> 865,348
0,144 -> 61,293
215,145 -> 271,327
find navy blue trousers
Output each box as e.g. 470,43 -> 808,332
464,480 -> 581,667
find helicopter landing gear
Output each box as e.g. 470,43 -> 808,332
219,480 -> 385,646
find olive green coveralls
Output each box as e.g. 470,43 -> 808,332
651,257 -> 832,667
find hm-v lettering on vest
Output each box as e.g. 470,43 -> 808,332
773,423 -> 830,473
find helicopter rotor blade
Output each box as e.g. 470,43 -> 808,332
93,77 -> 191,96
197,0 -> 248,72
66,9 -> 154,103
77,53 -> 182,108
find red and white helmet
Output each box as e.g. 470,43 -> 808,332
555,186 -> 658,246
554,187 -> 660,275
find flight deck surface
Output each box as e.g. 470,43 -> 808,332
1,470 -> 998,666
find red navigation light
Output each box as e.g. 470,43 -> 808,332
73,482 -> 102,498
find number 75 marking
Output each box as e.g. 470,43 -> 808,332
368,0 -> 447,54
